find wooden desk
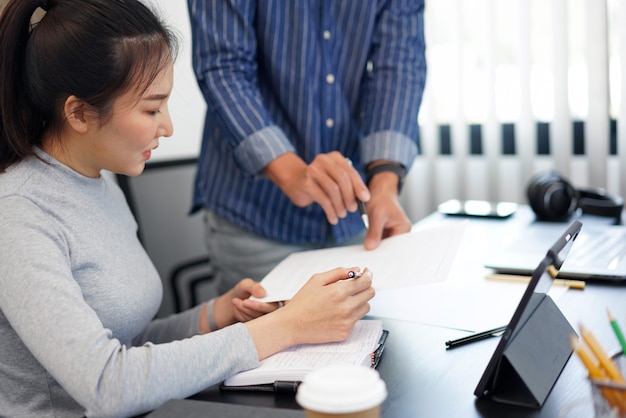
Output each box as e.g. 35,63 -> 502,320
148,207 -> 626,417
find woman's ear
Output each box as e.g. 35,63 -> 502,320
63,95 -> 91,134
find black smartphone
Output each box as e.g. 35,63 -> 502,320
437,199 -> 517,219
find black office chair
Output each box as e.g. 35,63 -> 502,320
116,158 -> 216,315
169,256 -> 214,313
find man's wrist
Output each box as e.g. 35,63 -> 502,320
365,163 -> 407,193
263,152 -> 305,188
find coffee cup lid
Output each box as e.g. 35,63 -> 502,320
296,365 -> 387,413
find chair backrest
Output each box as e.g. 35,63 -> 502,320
116,158 -> 215,317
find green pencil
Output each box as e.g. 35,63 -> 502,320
607,309 -> 626,355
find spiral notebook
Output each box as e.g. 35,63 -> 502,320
220,320 -> 387,392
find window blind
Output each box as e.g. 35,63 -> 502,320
401,0 -> 625,223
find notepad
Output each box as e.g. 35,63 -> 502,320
221,320 -> 386,390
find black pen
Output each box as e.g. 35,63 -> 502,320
357,199 -> 369,229
273,380 -> 301,393
345,158 -> 369,229
445,325 -> 507,349
347,270 -> 363,279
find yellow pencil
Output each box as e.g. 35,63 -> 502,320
485,274 -> 586,290
580,324 -> 625,384
570,335 -> 624,411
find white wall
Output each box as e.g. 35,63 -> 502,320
146,0 -> 206,162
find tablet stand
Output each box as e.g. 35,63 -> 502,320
490,294 -> 575,408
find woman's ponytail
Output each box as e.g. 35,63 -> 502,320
0,0 -> 48,172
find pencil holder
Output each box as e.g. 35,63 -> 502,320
590,354 -> 626,418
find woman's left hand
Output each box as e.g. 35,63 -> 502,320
230,278 -> 281,322
212,278 -> 281,328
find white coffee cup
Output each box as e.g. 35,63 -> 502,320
296,365 -> 387,418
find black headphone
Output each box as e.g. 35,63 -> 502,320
526,171 -> 624,224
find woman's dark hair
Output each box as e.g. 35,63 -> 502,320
0,0 -> 179,172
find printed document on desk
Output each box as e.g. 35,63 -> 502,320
255,221 -> 467,303
369,280 -> 568,332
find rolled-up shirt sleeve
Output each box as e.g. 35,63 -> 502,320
359,0 -> 426,169
188,0 -> 294,173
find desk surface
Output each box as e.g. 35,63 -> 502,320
148,207 -> 626,418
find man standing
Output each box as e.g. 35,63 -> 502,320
187,0 -> 426,294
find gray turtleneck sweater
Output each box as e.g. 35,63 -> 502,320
0,149 -> 259,418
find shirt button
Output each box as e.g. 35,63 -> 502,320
323,30 -> 331,40
325,118 -> 334,128
326,74 -> 335,84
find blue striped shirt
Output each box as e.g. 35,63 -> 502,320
188,0 -> 426,245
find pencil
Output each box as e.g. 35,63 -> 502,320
580,324 -> 625,384
608,309 -> 626,356
485,274 -> 586,290
571,335 -> 609,380
570,335 -> 624,411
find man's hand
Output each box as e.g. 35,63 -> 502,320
263,151 -> 370,225
363,169 -> 411,250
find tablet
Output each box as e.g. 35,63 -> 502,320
474,220 -> 581,408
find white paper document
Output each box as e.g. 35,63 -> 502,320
255,221 -> 467,302
369,280 -> 568,332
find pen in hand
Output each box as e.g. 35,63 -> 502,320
357,199 -> 369,229
345,158 -> 369,229
347,270 -> 363,279
445,325 -> 507,349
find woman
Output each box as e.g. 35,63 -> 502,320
0,1 -> 375,417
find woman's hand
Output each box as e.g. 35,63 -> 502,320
207,279 -> 280,331
244,267 -> 375,359
230,279 -> 281,322
284,267 -> 375,343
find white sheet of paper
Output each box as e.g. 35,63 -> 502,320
369,280 -> 568,332
364,211 -> 570,332
254,221 -> 467,302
